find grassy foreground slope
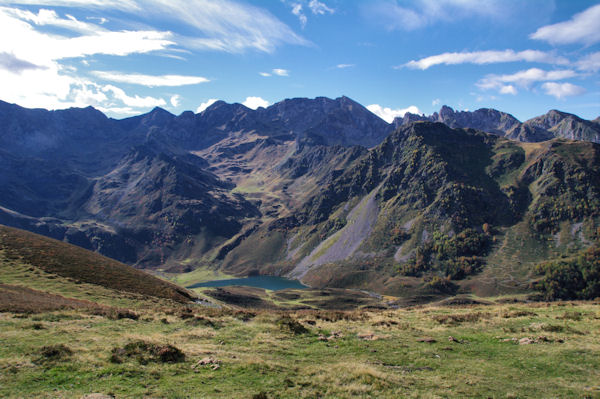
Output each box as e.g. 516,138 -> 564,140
0,225 -> 194,303
1,298 -> 599,398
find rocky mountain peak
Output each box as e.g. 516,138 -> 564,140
438,105 -> 455,118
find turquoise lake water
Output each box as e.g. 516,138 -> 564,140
187,276 -> 307,291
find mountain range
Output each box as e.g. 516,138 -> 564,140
0,96 -> 598,298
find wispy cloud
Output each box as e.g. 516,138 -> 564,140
366,104 -> 421,123
285,0 -> 333,28
308,0 -> 333,15
170,94 -> 181,107
499,85 -> 517,95
260,68 -> 289,77
272,68 -> 289,76
530,4 -> 600,46
5,7 -> 106,34
477,68 -> 578,95
150,0 -> 309,53
576,51 -> 600,73
291,3 -> 307,28
0,7 -> 173,112
336,63 -> 355,69
0,51 -> 43,73
403,50 -> 569,70
102,85 -> 166,107
476,68 -> 578,97
542,82 -> 586,99
93,71 -> 209,87
242,96 -> 270,109
196,98 -> 218,113
0,0 -> 139,10
4,1 -> 309,53
364,0 -> 505,31
0,1 -> 307,115
0,7 -> 174,65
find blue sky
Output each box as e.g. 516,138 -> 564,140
0,0 -> 598,121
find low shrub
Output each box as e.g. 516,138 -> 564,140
110,340 -> 185,364
277,317 -> 309,335
36,344 -> 72,363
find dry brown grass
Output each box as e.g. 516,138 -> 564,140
0,283 -> 107,314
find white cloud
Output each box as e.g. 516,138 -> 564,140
577,52 -> 600,72
170,94 -> 181,107
102,85 -> 166,108
92,71 -> 209,87
0,0 -> 139,10
530,4 -> 600,46
0,1 -> 307,115
196,98 -> 218,113
86,16 -> 108,24
541,82 -> 586,99
0,51 -> 42,73
432,98 -> 440,106
96,106 -> 139,115
0,7 -> 174,66
291,3 -> 307,28
0,6 -> 175,113
260,69 -> 290,77
0,62 -> 167,112
149,0 -> 309,53
477,68 -> 578,92
287,0 -> 332,27
242,96 -> 270,110
336,63 -> 355,69
404,50 -> 569,70
365,0 -> 505,31
308,0 -> 333,15
4,0 -> 309,54
272,68 -> 289,76
5,7 -> 105,35
499,85 -> 517,95
366,104 -> 421,123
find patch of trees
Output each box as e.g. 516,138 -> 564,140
534,246 -> 600,300
531,197 -> 600,234
398,228 -> 490,280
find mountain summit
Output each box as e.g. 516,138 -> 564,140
394,105 -> 600,143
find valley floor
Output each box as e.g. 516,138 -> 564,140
1,300 -> 599,398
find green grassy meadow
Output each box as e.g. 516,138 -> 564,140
2,293 -> 599,398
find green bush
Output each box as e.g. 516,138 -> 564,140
424,276 -> 458,294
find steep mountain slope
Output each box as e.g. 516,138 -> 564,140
222,122 -> 600,297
